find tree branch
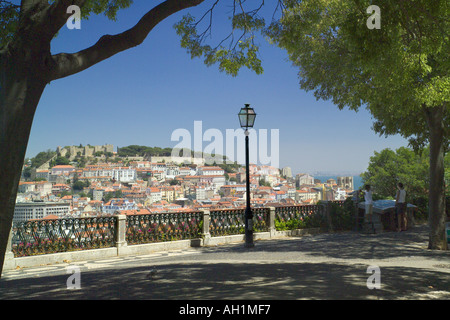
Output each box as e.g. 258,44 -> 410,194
38,0 -> 87,42
50,0 -> 204,81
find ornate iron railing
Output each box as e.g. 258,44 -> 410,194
209,207 -> 270,237
11,217 -> 116,257
126,211 -> 202,245
275,205 -> 324,230
333,200 -> 346,208
209,209 -> 245,237
9,202 -> 343,257
252,207 -> 270,232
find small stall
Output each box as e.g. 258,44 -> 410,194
357,200 -> 418,232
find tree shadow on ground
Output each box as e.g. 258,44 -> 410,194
206,224 -> 449,262
1,224 -> 449,300
0,260 -> 449,300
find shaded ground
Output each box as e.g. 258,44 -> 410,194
0,224 -> 449,300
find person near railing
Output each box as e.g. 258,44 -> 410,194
395,183 -> 407,232
363,185 -> 374,233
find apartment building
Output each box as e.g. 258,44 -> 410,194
296,173 -> 315,187
51,165 -> 75,176
146,187 -> 162,204
13,202 -> 71,222
82,166 -> 137,183
101,199 -> 138,214
197,166 -> 225,176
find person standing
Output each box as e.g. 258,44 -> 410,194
395,183 -> 407,231
364,184 -> 373,225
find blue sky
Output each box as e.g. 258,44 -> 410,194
25,1 -> 409,175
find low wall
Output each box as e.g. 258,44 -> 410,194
4,227 -> 322,270
4,204 -> 331,271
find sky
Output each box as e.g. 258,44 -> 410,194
25,0 -> 410,176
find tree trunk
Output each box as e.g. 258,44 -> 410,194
425,105 -> 447,250
0,48 -> 47,277
0,0 -> 205,279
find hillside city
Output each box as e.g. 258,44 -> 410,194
15,144 -> 356,222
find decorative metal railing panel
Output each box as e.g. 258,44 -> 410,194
9,202 -> 344,257
11,217 -> 116,257
252,207 -> 270,232
275,205 -> 324,230
209,209 -> 245,237
126,212 -> 202,245
333,200 -> 346,208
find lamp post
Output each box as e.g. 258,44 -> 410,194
238,104 -> 256,248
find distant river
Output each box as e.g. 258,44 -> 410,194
314,175 -> 364,190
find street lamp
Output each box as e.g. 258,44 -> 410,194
238,104 -> 256,248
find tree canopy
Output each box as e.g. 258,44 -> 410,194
117,145 -> 173,157
0,0 -> 134,47
0,0 -> 209,277
28,149 -> 56,168
361,147 -> 430,200
266,0 -> 449,145
265,0 -> 449,249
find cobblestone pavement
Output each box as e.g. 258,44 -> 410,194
1,224 -> 449,300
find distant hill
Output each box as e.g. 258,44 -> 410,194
28,145 -> 240,168
117,145 -> 173,157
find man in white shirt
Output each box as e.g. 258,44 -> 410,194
364,184 -> 373,224
395,182 -> 407,231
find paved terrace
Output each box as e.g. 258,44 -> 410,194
0,224 -> 449,300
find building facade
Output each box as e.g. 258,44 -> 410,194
295,174 -> 315,187
13,202 -> 71,222
337,176 -> 354,190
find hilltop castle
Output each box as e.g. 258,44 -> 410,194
56,144 -> 114,160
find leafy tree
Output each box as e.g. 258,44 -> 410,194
117,145 -> 176,157
76,157 -> 87,168
259,178 -> 271,187
73,180 -> 89,191
218,162 -> 241,173
267,0 -> 449,249
51,156 -> 70,166
29,149 -> 56,168
59,190 -> 71,197
103,189 -> 123,203
22,166 -> 32,180
361,146 -> 431,202
0,0 -> 211,277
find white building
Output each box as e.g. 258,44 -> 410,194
51,165 -> 75,176
112,167 -> 137,183
250,165 -> 280,177
195,186 -> 206,201
146,187 -> 162,204
166,164 -> 180,178
102,199 -> 138,214
296,174 -> 315,187
13,202 -> 71,222
295,188 -> 320,203
334,188 -> 348,201
337,176 -> 354,190
150,162 -> 167,172
18,181 -> 53,197
82,166 -> 137,183
282,167 -> 292,178
93,189 -> 104,201
197,166 -> 225,176
32,168 -> 50,181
